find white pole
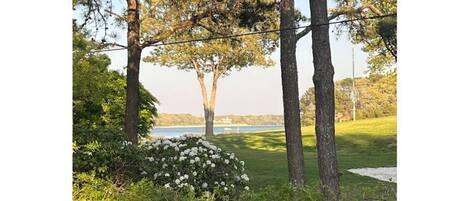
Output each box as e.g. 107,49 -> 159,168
352,48 -> 356,121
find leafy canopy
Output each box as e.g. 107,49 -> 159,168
331,0 -> 397,74
73,0 -> 276,48
143,0 -> 279,75
144,28 -> 276,76
73,27 -> 158,135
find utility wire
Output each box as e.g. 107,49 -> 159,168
92,13 -> 396,53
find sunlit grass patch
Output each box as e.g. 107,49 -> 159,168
208,116 -> 397,197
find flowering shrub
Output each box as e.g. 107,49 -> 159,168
139,135 -> 250,198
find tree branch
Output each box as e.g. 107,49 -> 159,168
295,3 -> 384,42
378,32 -> 397,62
295,26 -> 311,41
192,59 -> 205,78
295,9 -> 360,41
328,3 -> 383,21
197,22 -> 242,44
141,12 -> 211,48
105,9 -> 126,21
101,42 -> 127,49
197,22 -> 225,36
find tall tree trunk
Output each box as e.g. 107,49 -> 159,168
124,0 -> 142,144
310,0 -> 340,199
195,70 -> 212,136
206,71 -> 220,136
280,0 -> 306,186
193,61 -> 216,136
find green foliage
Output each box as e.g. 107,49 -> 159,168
240,182 -> 395,201
239,185 -> 322,201
376,16 -> 397,58
144,28 -> 276,77
73,28 -> 158,180
73,29 -> 158,136
299,88 -> 316,126
300,74 -> 396,126
331,0 -> 397,74
73,128 -> 147,180
73,173 -> 395,201
143,0 -> 279,77
73,172 -> 215,201
73,172 -> 120,201
353,74 -> 397,119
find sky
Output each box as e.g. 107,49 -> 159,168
103,0 -> 369,116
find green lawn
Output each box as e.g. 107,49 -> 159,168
208,116 -> 397,198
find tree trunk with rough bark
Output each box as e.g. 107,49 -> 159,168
310,0 -> 340,199
124,0 -> 142,144
280,0 -> 306,186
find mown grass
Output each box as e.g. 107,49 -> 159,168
208,116 -> 397,200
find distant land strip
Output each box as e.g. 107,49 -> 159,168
154,114 -> 284,127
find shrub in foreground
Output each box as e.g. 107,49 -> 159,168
74,174 -> 396,201
73,172 -> 216,201
73,128 -> 145,182
139,135 -> 250,198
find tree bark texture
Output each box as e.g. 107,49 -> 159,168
310,0 -> 340,199
124,0 -> 142,144
280,0 -> 306,186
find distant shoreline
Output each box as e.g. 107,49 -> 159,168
155,124 -> 283,128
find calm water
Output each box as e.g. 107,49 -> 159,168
151,125 -> 284,138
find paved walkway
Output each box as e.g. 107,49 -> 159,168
348,167 -> 397,183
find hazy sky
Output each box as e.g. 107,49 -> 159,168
104,0 -> 369,116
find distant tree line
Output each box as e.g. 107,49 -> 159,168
300,73 -> 396,126
154,114 -> 284,126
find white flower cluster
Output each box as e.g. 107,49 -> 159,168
140,135 -> 250,196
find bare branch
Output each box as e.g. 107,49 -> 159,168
295,3 -> 385,42
295,26 -> 311,41
296,8 -> 361,41
92,0 -> 109,37
101,42 -> 128,49
105,9 -> 126,21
